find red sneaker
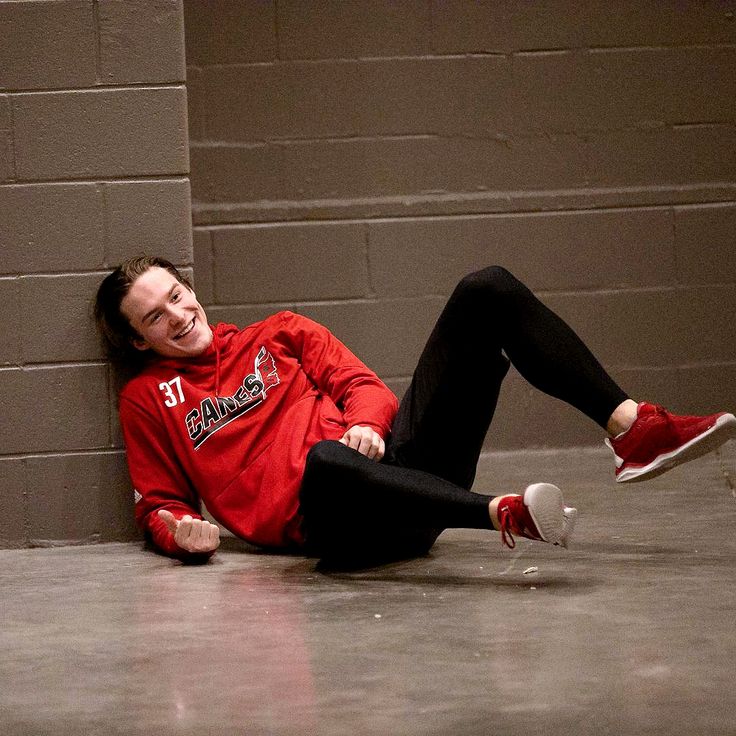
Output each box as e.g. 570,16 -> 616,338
497,483 -> 577,549
605,402 -> 736,483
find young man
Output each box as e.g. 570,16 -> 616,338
95,257 -> 736,564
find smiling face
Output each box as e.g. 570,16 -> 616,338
120,267 -> 213,359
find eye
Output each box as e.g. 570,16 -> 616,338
150,312 -> 162,324
171,290 -> 181,302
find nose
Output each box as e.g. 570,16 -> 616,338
168,305 -> 187,328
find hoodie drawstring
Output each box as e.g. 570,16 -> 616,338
213,328 -> 222,396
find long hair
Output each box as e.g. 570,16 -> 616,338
94,255 -> 192,373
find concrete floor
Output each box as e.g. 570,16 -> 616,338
2,445 -> 735,736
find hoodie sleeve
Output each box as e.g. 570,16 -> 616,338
279,312 -> 398,437
119,391 -> 213,562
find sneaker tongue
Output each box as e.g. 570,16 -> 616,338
639,402 -> 664,418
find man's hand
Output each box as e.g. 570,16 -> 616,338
157,509 -> 221,554
339,425 -> 385,461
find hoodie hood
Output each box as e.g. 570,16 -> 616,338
152,322 -> 242,395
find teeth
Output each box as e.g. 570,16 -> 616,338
175,320 -> 194,339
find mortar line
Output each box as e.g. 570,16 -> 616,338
92,0 -> 102,86
10,82 -> 185,96
274,0 -> 282,61
1,173 -> 190,186
8,96 -> 18,181
0,448 -> 126,461
100,181 -> 110,266
364,222 -> 375,298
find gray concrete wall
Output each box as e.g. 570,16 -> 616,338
0,0 -> 192,547
186,0 -> 736,450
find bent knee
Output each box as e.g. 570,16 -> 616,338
306,439 -> 347,468
454,265 -> 521,301
460,265 -> 514,289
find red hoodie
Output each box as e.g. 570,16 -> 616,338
119,311 -> 398,559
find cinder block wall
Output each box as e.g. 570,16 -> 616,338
186,1 -> 736,451
4,1 -> 733,549
0,0 -> 191,548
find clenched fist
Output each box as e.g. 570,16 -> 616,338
158,509 -> 221,554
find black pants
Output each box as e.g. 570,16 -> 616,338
299,266 -> 628,565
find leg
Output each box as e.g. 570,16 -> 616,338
299,440 -> 494,565
299,441 -> 575,566
386,266 -> 629,487
387,265 -> 734,486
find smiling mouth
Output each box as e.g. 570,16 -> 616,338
174,318 -> 195,340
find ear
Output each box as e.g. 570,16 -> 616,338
131,335 -> 150,352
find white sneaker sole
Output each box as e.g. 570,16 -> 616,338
524,483 -> 576,547
613,412 -> 736,484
